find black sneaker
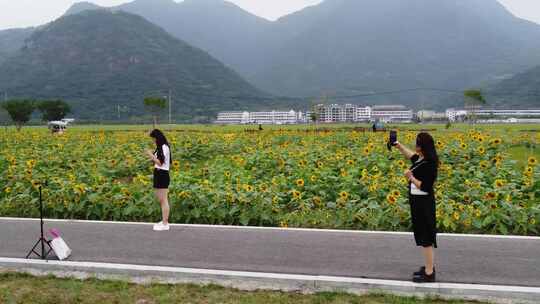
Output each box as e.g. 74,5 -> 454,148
413,266 -> 435,276
413,267 -> 425,276
413,269 -> 436,283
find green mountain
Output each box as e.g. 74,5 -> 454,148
65,0 -> 275,79
254,0 -> 540,109
488,66 -> 540,107
0,28 -> 34,65
64,0 -> 540,110
0,10 -> 267,121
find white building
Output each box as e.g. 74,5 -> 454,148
371,105 -> 414,123
446,108 -> 540,122
315,104 -> 372,123
215,111 -> 250,124
417,110 -> 447,121
249,110 -> 302,125
356,106 -> 372,121
215,110 -> 304,125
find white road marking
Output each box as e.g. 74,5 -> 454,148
1,217 -> 539,240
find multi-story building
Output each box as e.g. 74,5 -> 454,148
215,110 -> 304,125
356,106 -> 372,122
315,104 -> 372,123
446,108 -> 540,122
371,105 -> 414,123
215,111 -> 251,124
249,110 -> 302,125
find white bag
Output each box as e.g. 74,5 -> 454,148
49,229 -> 72,260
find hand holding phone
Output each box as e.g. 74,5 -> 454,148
387,130 -> 398,151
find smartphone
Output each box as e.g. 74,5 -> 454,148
389,130 -> 397,144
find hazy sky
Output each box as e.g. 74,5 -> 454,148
0,0 -> 539,30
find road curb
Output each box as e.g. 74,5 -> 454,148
1,258 -> 538,304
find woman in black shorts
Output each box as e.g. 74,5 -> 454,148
393,132 -> 439,283
145,129 -> 171,231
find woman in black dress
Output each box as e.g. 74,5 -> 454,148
393,132 -> 439,283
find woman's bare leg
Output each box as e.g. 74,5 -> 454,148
155,189 -> 170,225
422,246 -> 434,274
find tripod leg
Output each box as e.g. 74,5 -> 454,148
26,239 -> 42,259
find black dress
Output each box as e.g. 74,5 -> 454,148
409,154 -> 438,248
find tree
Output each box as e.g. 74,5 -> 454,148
37,100 -> 71,121
144,97 -> 167,128
1,99 -> 35,131
464,89 -> 487,124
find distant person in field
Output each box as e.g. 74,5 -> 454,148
145,129 -> 172,231
392,133 -> 439,283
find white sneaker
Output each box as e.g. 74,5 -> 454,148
153,221 -> 170,231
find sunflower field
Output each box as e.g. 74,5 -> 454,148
0,126 -> 539,235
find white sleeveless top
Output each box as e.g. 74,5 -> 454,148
411,157 -> 429,196
154,144 -> 170,171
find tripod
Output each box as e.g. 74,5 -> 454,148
26,184 -> 53,260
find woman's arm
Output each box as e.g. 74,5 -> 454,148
395,142 -> 415,160
145,150 -> 163,166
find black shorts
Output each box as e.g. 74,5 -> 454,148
409,194 -> 437,248
153,168 -> 170,189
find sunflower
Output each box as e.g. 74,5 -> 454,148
397,160 -> 405,168
477,146 -> 485,155
109,159 -> 117,166
491,138 -> 502,145
485,191 -> 497,200
31,180 -> 40,189
312,196 -> 322,206
316,161 -> 324,168
296,179 -> 305,187
224,171 -> 231,178
291,190 -> 302,199
73,184 -> 86,195
347,159 -> 355,166
363,147 -> 370,154
243,184 -> 254,192
464,155 -> 471,161
392,190 -> 401,197
172,160 -> 180,169
479,160 -> 488,169
460,143 -> 468,149
463,194 -> 472,203
453,212 -> 460,221
4,187 -> 11,194
339,191 -> 349,200
386,194 -> 397,205
524,166 -> 534,176
494,179 -> 505,188
528,156 -> 538,166
298,159 -> 307,167
259,183 -> 268,192
310,175 -> 318,182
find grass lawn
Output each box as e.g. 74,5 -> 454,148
0,273 -> 487,304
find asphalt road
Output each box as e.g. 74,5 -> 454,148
0,219 -> 539,287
